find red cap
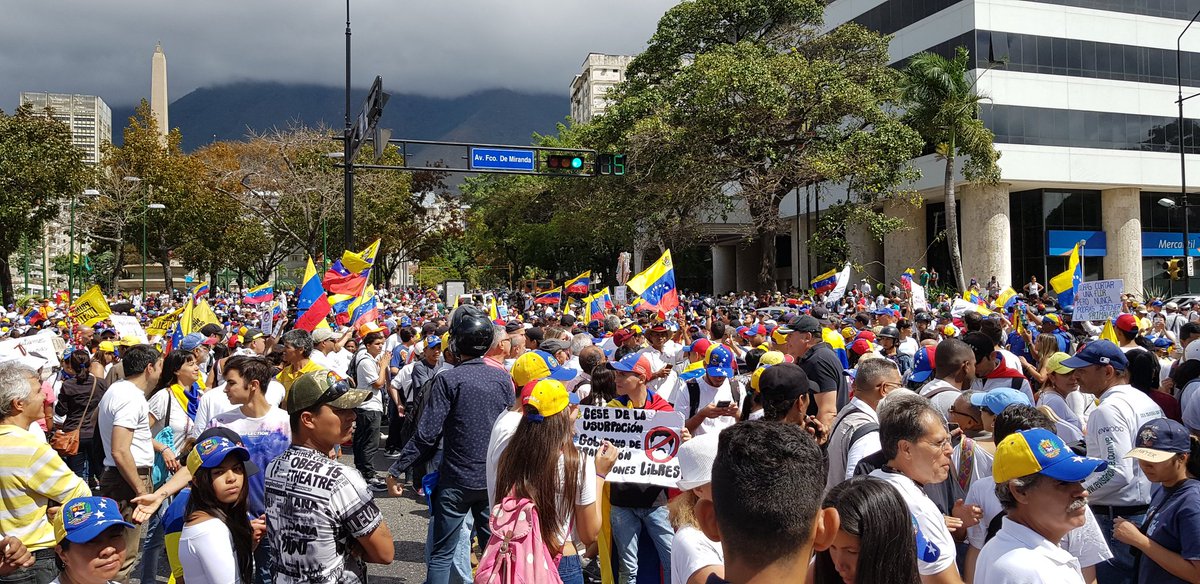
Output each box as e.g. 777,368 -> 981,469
850,339 -> 873,355
855,330 -> 877,343
1115,313 -> 1139,333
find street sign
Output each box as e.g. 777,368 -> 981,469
469,147 -> 536,172
347,75 -> 390,164
373,127 -> 392,163
1189,256 -> 1195,277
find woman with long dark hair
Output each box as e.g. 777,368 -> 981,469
581,365 -> 617,406
813,476 -> 921,584
55,349 -> 108,486
148,349 -> 204,460
494,379 -> 617,583
178,435 -> 257,584
1128,349 -> 1182,423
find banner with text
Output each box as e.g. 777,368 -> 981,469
574,406 -> 685,488
1073,279 -> 1124,322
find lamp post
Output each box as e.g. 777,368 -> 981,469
124,176 -> 166,297
342,0 -> 355,251
68,189 -> 101,301
1177,9 -> 1200,292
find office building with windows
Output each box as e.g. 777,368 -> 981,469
704,0 -> 1200,297
570,53 -> 634,125
18,92 -> 112,164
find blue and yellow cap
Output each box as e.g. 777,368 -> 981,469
53,496 -> 134,544
993,428 -> 1107,483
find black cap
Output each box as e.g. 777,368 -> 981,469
200,323 -> 224,337
811,307 -> 830,319
504,321 -> 524,334
560,314 -> 577,327
526,327 -> 544,343
780,315 -> 822,334
759,363 -> 814,402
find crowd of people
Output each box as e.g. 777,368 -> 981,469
2,277 -> 1200,584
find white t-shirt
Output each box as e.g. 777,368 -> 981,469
672,376 -> 736,437
965,475 -> 1112,567
899,337 -> 920,358
98,380 -> 154,467
975,518 -> 1085,584
312,348 -> 353,377
179,518 -> 241,584
1036,392 -> 1085,443
639,344 -> 685,404
869,469 -> 956,576
354,351 -> 383,412
918,379 -> 961,423
148,389 -> 194,454
486,410 -> 523,506
670,525 -> 723,584
189,380 -> 285,441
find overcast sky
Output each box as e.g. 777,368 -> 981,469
4,0 -> 677,109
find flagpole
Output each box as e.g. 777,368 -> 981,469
1078,240 -> 1086,284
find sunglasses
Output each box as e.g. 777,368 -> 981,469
315,372 -> 352,408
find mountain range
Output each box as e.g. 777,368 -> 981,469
110,81 -> 571,158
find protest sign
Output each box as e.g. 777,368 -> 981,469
911,283 -> 928,311
574,405 -> 685,488
18,333 -> 64,367
614,286 -> 628,305
1073,279 -> 1123,322
109,314 -> 148,343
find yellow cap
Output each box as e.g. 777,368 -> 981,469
750,365 -> 772,392
760,351 -> 789,366
1045,352 -> 1074,375
97,341 -> 116,353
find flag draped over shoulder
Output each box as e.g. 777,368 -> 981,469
626,250 -> 679,312
1050,242 -> 1083,307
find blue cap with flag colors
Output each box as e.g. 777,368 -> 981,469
969,387 -> 1031,415
53,497 -> 135,544
993,428 -> 1107,483
186,435 -> 256,477
909,345 -> 936,383
705,344 -> 735,378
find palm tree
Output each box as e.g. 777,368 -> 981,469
901,47 -> 1000,292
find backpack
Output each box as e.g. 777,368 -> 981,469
474,494 -> 563,584
345,352 -> 362,389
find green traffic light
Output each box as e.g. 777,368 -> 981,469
571,157 -> 582,169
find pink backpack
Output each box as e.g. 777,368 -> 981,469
474,494 -> 563,584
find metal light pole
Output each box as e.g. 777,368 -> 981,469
124,176 -> 145,295
343,0 -> 355,251
1178,9 -> 1200,292
68,189 -> 101,301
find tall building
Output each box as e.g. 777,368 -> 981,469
151,42 -> 168,138
705,1 -> 1200,296
18,92 -> 111,164
570,53 -> 634,124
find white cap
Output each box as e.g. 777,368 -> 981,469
676,432 -> 721,491
1186,339 -> 1200,363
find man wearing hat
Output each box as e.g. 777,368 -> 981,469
236,328 -> 269,358
637,320 -> 685,404
781,315 -> 848,428
265,370 -> 394,582
1064,339 -> 1165,583
975,429 -> 1107,584
675,344 -> 739,437
309,327 -> 353,375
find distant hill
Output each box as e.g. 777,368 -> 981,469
110,82 -> 570,157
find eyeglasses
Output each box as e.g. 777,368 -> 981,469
923,436 -> 953,451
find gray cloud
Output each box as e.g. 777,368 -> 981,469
3,0 -> 677,109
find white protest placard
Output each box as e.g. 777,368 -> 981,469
911,283 -> 928,311
613,286 -> 628,306
109,314 -> 148,343
18,333 -> 64,366
574,405 -> 685,488
1072,279 -> 1124,322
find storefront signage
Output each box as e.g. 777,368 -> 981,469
1141,232 -> 1200,257
1047,231 -> 1107,257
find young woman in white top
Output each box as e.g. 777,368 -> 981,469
668,432 -> 724,584
494,379 -> 617,584
178,435 -> 257,584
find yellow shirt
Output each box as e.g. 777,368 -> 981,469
276,359 -> 327,393
0,425 -> 92,551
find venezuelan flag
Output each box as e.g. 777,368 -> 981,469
295,258 -> 332,331
564,271 -> 592,295
1050,242 -> 1083,307
901,269 -> 915,290
323,239 -> 380,296
190,282 -> 210,302
535,287 -> 562,305
585,292 -> 606,322
349,285 -> 379,328
822,327 -> 850,369
627,250 -> 679,312
22,306 -> 44,325
243,282 -> 274,304
810,268 -> 838,294
995,287 -> 1019,310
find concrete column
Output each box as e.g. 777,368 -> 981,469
792,214 -> 809,288
847,222 -> 884,289
960,183 -> 1012,287
735,240 -> 761,293
883,200 -> 927,285
711,245 -> 736,296
1101,187 -> 1142,290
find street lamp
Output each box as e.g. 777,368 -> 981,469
124,176 -> 166,297
1176,9 -> 1200,293
68,188 -> 101,301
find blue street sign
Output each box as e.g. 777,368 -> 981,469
469,148 -> 536,172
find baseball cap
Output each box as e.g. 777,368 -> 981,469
612,328 -> 636,346
194,426 -> 260,475
1061,340 -> 1128,371
758,363 -> 812,402
849,339 -> 874,356
284,370 -> 370,414
310,328 -> 336,344
705,345 -> 735,378
759,350 -> 793,366
53,497 -> 135,544
97,340 -> 116,353
522,378 -> 579,421
993,428 -> 1107,483
743,323 -> 767,338
504,321 -> 524,334
779,315 -> 821,335
606,352 -> 654,381
855,330 -> 877,343
677,432 -> 719,491
1115,313 -> 1139,334
1044,352 -> 1075,375
243,328 -> 266,342
179,333 -> 212,352
424,334 -> 443,350
909,346 -> 937,383
539,339 -> 571,354
186,435 -> 256,477
687,338 -> 713,355
771,328 -> 789,345
970,387 -> 1032,415
1126,419 -> 1192,463
357,322 -> 384,337
750,365 -> 772,392
511,350 -> 578,387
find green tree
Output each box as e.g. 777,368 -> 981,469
901,47 -> 1001,292
0,104 -> 90,305
591,0 -> 923,291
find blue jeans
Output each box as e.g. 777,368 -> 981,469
138,504 -> 165,584
427,480 -> 491,584
1093,510 -> 1144,584
559,554 -> 584,584
255,537 -> 274,584
610,505 -> 672,584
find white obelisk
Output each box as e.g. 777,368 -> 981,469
151,42 -> 168,140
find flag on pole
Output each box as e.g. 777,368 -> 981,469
564,271 -> 592,295
487,295 -> 501,322
296,258 -> 332,331
323,239 -> 380,295
825,264 -> 852,304
1050,242 -> 1083,308
535,287 -> 562,305
348,285 -> 379,328
584,291 -> 606,322
810,269 -> 838,295
1099,318 -> 1120,344
626,250 -> 679,312
190,282 -> 210,303
901,269 -> 915,291
70,285 -> 112,327
243,282 -> 274,304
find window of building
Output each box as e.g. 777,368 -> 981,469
1009,189 -> 1104,288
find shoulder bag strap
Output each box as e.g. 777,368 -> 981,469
76,377 -> 99,431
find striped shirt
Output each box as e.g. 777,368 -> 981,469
0,424 -> 92,551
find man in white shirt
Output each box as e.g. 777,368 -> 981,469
190,375 -> 285,440
976,428 -> 1107,584
638,322 -> 684,403
1063,340 -> 1164,584
96,344 -> 162,582
868,392 -> 962,584
674,344 -> 738,437
825,358 -> 898,491
309,327 -> 353,376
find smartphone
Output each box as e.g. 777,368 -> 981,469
663,364 -> 673,370
716,400 -> 731,408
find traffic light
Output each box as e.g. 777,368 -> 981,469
1168,259 -> 1183,280
596,153 -> 627,176
546,154 -> 584,170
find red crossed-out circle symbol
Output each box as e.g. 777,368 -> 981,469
643,426 -> 681,463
